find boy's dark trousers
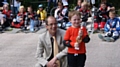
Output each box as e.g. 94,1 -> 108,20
67,53 -> 86,67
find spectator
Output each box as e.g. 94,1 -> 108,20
25,6 -> 35,32
37,4 -> 47,25
54,2 -> 63,21
54,2 -> 63,19
74,0 -> 82,11
98,11 -> 120,42
11,6 -> 25,28
35,16 -> 67,67
2,4 -> 12,29
79,2 -> 90,27
63,10 -> 90,67
101,0 -> 115,11
94,2 -> 109,33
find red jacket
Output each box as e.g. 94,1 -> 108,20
64,26 -> 88,54
79,8 -> 90,16
2,9 -> 12,18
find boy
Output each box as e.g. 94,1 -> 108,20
98,11 -> 120,42
24,6 -> 35,32
94,2 -> 109,33
63,10 -> 90,67
74,0 -> 82,11
79,2 -> 90,22
11,6 -> 25,28
37,4 -> 47,26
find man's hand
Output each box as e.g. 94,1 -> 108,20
46,57 -> 58,67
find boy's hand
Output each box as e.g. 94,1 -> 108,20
110,28 -> 116,31
63,40 -> 72,47
28,15 -> 32,18
19,18 -> 23,21
112,28 -> 116,31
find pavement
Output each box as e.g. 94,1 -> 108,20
85,33 -> 120,67
0,19 -> 120,67
0,33 -> 38,67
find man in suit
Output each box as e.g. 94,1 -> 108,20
35,16 -> 67,67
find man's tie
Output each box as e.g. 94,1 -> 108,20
52,36 -> 60,67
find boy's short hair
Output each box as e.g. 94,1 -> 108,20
19,6 -> 24,11
57,1 -> 63,6
100,2 -> 106,5
81,1 -> 88,7
109,10 -> 116,15
77,0 -> 82,2
68,10 -> 81,21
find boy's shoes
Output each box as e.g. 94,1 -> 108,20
98,34 -> 106,41
98,34 -> 115,42
104,37 -> 115,42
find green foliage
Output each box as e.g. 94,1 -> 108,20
21,0 -> 47,11
69,4 -> 76,11
20,0 -> 120,11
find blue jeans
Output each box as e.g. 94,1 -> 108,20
30,19 -> 34,32
47,0 -> 56,7
11,6 -> 18,14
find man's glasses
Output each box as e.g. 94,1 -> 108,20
47,23 -> 57,26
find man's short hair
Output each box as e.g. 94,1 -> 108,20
45,16 -> 56,25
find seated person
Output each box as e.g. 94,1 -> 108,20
56,2 -> 68,22
2,3 -> 12,29
74,0 -> 82,11
24,6 -> 36,32
101,0 -> 115,11
54,2 -> 69,29
98,11 -> 120,42
94,2 -> 109,32
37,4 -> 47,25
79,2 -> 90,27
11,6 -> 26,28
54,2 -> 63,21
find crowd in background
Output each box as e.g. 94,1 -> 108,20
0,0 -> 120,42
